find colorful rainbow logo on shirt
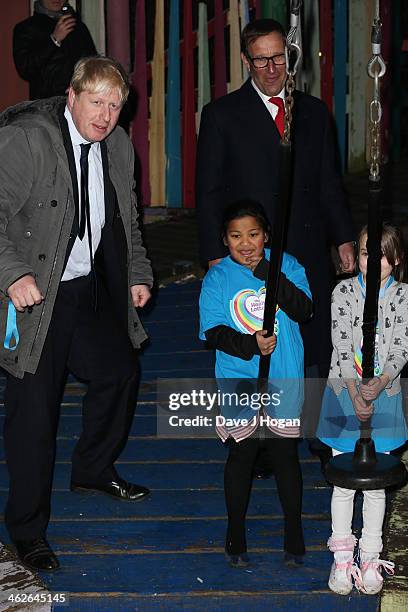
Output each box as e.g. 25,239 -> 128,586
354,329 -> 381,378
230,288 -> 279,334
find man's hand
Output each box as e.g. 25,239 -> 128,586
7,275 -> 43,312
352,393 -> 373,422
255,330 -> 277,356
337,242 -> 355,273
53,15 -> 76,43
208,258 -> 222,268
130,284 -> 151,308
360,375 -> 389,402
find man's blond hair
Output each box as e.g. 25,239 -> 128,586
70,56 -> 129,103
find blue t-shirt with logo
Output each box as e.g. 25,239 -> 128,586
199,250 -> 311,419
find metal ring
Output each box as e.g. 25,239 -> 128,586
367,55 -> 386,79
285,43 -> 302,76
370,99 -> 382,123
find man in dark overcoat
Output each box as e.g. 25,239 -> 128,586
0,56 -> 153,571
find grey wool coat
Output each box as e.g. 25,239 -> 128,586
0,97 -> 153,378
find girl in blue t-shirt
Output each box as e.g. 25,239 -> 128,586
318,223 -> 408,596
199,201 -> 312,568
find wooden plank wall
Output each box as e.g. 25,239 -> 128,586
0,0 -> 29,111
348,0 -> 370,172
2,1 -> 399,196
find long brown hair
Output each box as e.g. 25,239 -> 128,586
357,223 -> 406,282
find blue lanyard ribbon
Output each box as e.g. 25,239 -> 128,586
4,301 -> 19,351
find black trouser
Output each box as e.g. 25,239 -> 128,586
4,275 -> 139,541
224,436 -> 305,556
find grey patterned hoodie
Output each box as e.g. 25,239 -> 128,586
328,276 -> 408,397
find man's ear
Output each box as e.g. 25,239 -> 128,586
264,233 -> 269,244
223,236 -> 228,246
67,86 -> 75,110
241,52 -> 250,72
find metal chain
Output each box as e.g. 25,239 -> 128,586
283,72 -> 295,144
283,1 -> 303,144
367,2 -> 386,181
369,75 -> 382,180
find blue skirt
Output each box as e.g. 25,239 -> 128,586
318,385 -> 407,453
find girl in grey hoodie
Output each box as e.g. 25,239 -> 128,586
319,223 -> 408,596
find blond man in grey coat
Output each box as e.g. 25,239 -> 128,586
0,56 -> 153,571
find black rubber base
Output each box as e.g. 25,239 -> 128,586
325,452 -> 408,489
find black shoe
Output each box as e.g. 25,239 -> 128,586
284,552 -> 304,567
225,552 -> 250,568
70,478 -> 150,501
14,538 -> 60,572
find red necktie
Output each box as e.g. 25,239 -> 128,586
269,97 -> 285,137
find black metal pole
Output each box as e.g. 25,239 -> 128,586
352,178 -> 382,466
356,178 -> 382,446
361,179 -> 382,383
258,141 -> 292,390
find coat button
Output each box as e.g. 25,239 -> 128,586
50,200 -> 58,207
25,231 -> 32,238
38,202 -> 44,208
133,322 -> 138,329
39,254 -> 46,261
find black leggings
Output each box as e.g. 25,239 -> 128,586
224,436 -> 305,556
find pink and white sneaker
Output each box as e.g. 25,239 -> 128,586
328,551 -> 361,595
356,552 -> 395,595
327,536 -> 360,595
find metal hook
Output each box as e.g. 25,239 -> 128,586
367,54 -> 386,79
285,43 -> 302,76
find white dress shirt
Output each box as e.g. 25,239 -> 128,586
251,80 -> 285,121
62,106 -> 105,281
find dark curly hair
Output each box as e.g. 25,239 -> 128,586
222,200 -> 270,238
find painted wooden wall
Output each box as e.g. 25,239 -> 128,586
2,1 -> 401,205
0,0 -> 30,111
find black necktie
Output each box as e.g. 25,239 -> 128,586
79,143 -> 92,240
79,142 -> 97,310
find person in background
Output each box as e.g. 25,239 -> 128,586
13,0 -> 96,100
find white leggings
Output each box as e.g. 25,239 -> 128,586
330,449 -> 386,553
